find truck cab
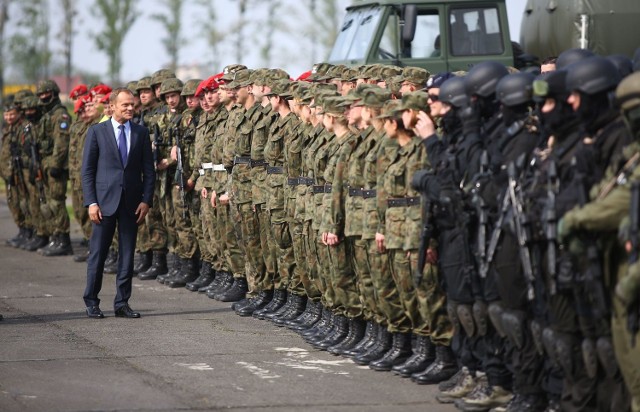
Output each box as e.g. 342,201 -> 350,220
328,0 -> 514,72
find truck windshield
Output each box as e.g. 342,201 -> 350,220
449,6 -> 504,56
329,6 -> 383,62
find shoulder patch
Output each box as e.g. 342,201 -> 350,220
60,122 -> 69,130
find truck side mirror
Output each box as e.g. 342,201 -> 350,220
402,4 -> 417,43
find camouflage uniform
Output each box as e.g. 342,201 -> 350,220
0,118 -> 30,232
68,117 -> 97,241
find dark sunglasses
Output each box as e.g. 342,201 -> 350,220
428,94 -> 439,101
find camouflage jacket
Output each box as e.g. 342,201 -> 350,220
38,103 -> 71,171
231,102 -> 263,205
251,104 -> 277,205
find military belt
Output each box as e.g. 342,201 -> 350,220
234,156 -> 251,165
362,189 -> 377,199
312,185 -> 326,194
387,196 -> 420,207
202,162 -> 214,170
287,177 -> 301,186
212,164 -> 226,172
250,159 -> 268,168
301,177 -> 314,186
325,184 -> 333,193
348,187 -> 364,197
267,166 -> 284,175
198,169 -> 205,176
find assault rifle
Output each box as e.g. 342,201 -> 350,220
544,160 -> 559,295
24,124 -> 46,204
172,126 -> 186,218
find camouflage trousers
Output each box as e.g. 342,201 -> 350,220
70,177 -> 91,240
5,175 -> 28,229
25,176 -> 48,237
171,186 -> 198,259
289,219 -> 310,297
366,239 -> 396,328
157,172 -> 177,253
350,236 -> 377,322
317,231 -> 336,310
201,192 -> 225,272
235,201 -> 265,295
301,220 -> 322,301
413,251 -> 452,343
41,171 -> 70,235
255,203 -> 276,292
216,201 -> 245,279
385,249 -> 415,334
139,191 -> 169,253
268,207 -> 295,290
327,238 -> 361,318
191,192 -> 213,264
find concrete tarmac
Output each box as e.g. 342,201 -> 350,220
0,199 -> 456,412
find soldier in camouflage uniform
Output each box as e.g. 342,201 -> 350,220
162,79 -> 204,288
1,98 -> 31,247
153,78 -> 186,284
35,80 -> 74,257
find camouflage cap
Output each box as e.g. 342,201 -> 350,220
21,95 -> 40,110
3,94 -> 17,111
320,96 -> 348,115
249,68 -> 270,86
221,64 -> 248,82
265,79 -> 294,99
375,99 -> 404,119
136,76 -> 153,91
401,67 -> 430,85
399,91 -> 430,111
14,89 -> 35,105
226,69 -> 253,89
386,75 -> 404,95
293,82 -> 312,103
341,67 -> 359,82
257,68 -> 290,88
319,64 -> 348,81
338,83 -> 375,106
353,88 -> 392,108
309,89 -> 340,108
308,62 -> 333,81
150,69 -> 176,87
181,79 -> 203,96
159,78 -> 184,96
126,81 -> 139,96
379,66 -> 404,82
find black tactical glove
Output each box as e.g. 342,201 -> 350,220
49,167 -> 62,178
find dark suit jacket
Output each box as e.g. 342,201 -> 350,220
81,120 -> 155,216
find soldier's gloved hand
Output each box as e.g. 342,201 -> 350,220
616,264 -> 640,308
458,104 -> 481,136
48,167 -> 62,178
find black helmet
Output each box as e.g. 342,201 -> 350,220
464,61 -> 509,98
532,70 -> 569,103
496,72 -> 535,107
439,76 -> 468,108
607,54 -> 633,79
556,48 -> 595,70
566,56 -> 621,95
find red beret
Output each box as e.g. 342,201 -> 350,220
90,84 -> 112,97
204,73 -> 223,91
195,79 -> 208,97
296,71 -> 312,82
69,84 -> 88,100
99,94 -> 110,104
74,98 -> 86,113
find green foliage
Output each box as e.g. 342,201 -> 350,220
91,0 -> 138,84
7,0 -> 51,83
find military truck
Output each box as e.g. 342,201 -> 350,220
328,0 -> 640,72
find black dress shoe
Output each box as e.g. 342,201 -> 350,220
86,306 -> 104,319
114,305 -> 140,318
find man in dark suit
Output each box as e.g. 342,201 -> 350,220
81,87 -> 155,318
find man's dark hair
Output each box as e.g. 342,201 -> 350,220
542,56 -> 558,65
109,87 -> 134,104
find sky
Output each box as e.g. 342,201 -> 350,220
7,0 -> 528,83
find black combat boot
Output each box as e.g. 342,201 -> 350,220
235,290 -> 274,316
37,234 -> 59,254
17,228 -> 34,249
216,277 -> 248,302
273,294 -> 307,326
353,326 -> 392,365
42,233 -> 74,257
166,257 -> 199,288
186,261 -> 215,291
328,317 -> 367,356
264,292 -> 294,321
344,321 -> 378,358
207,271 -> 233,299
133,251 -> 153,274
7,227 -> 29,248
369,332 -> 413,371
393,335 -> 436,377
73,247 -> 90,263
138,251 -> 168,280
313,315 -> 349,350
103,248 -> 119,274
158,254 -> 181,284
302,308 -> 333,339
23,234 -> 49,251
199,270 -> 222,293
253,289 -> 287,320
411,345 -> 458,384
288,300 -> 321,330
